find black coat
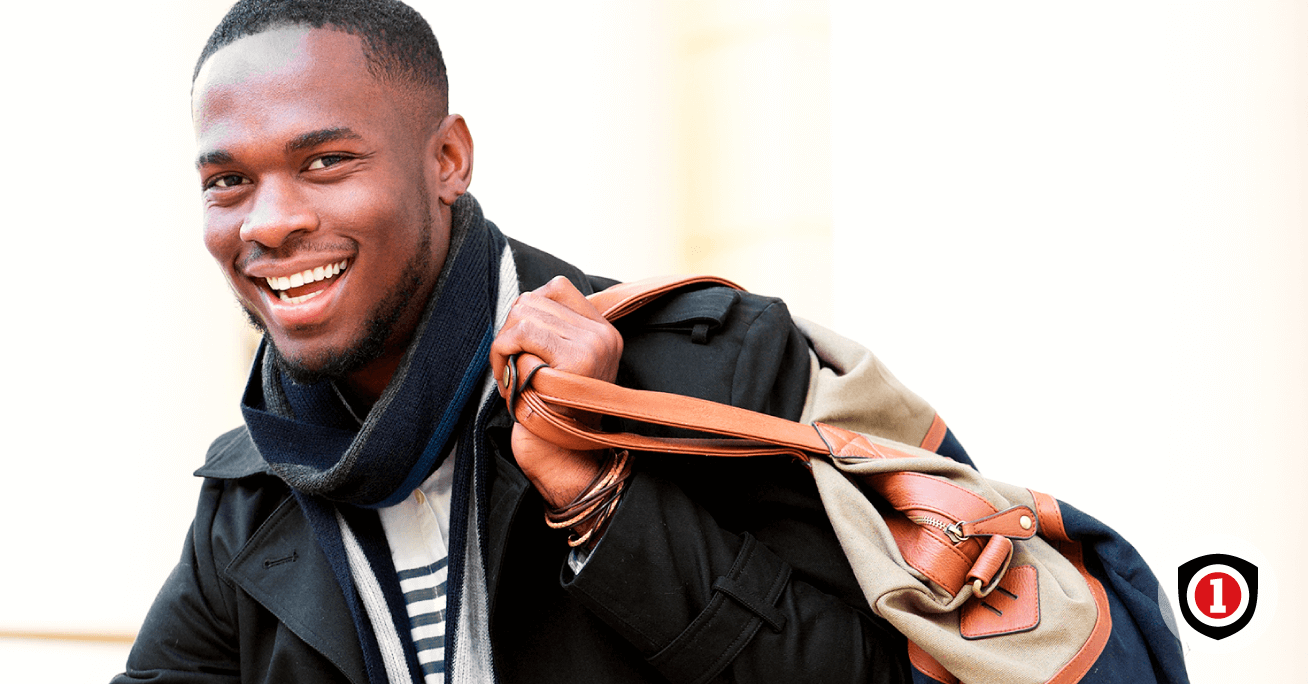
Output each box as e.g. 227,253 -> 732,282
114,239 -> 910,684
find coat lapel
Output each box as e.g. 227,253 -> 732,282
224,496 -> 369,684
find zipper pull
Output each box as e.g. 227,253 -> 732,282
953,506 -> 1038,541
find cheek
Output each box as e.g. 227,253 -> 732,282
202,210 -> 245,270
328,184 -> 423,246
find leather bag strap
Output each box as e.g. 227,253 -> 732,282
502,275 -> 1033,598
510,361 -> 829,460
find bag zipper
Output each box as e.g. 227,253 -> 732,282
910,515 -> 967,544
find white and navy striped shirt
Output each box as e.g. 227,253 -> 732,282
379,451 -> 457,683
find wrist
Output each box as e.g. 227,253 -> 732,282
544,449 -> 632,548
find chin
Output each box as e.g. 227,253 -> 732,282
241,238 -> 429,387
241,308 -> 371,386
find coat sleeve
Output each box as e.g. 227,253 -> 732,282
562,290 -> 912,684
564,468 -> 910,684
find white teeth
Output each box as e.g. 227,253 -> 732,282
278,289 -> 325,304
264,259 -> 350,291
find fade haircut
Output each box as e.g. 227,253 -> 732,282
195,0 -> 448,118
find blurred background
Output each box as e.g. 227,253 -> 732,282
0,0 -> 1303,681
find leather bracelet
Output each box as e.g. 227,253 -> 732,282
544,449 -> 632,548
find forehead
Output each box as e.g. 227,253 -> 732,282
193,27 -> 407,154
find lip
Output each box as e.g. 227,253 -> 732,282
244,254 -> 354,280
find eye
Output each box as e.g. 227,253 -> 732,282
307,154 -> 347,170
206,174 -> 248,190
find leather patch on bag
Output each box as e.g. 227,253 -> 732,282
960,564 -> 1040,639
907,641 -> 960,684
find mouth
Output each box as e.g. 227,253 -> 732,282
262,259 -> 350,304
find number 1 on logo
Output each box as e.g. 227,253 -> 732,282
1209,577 -> 1225,614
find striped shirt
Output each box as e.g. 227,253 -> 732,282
379,451 -> 457,683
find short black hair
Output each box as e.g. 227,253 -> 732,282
195,0 -> 448,116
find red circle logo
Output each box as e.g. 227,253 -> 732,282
1194,572 -> 1241,619
1179,553 -> 1260,640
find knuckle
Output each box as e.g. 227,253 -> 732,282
516,316 -> 542,336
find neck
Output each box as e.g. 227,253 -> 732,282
339,352 -> 404,415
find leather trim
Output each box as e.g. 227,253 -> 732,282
961,564 -> 1040,639
814,422 -> 916,461
1046,541 -> 1113,684
872,472 -> 996,524
920,413 -> 948,452
966,536 -> 1013,589
958,506 -> 1038,540
589,275 -> 743,323
1029,489 -> 1070,543
884,516 -> 976,596
1024,492 -> 1113,684
907,641 -> 959,684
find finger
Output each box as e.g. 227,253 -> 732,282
491,288 -> 623,386
490,293 -> 586,389
494,302 -> 599,370
504,284 -> 612,359
489,293 -> 527,394
533,276 -> 608,325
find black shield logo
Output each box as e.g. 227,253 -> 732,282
1178,553 -> 1258,640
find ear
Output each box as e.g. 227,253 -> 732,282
429,114 -> 474,205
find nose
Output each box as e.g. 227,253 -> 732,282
239,176 -> 318,248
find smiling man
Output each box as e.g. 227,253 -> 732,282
113,2 -> 922,683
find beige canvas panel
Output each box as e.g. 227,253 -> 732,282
793,316 -> 938,447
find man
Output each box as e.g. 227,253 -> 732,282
116,1 -> 941,682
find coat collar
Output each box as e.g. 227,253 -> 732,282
196,425 -> 271,479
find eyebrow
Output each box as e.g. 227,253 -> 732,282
195,149 -> 233,169
195,127 -> 363,169
285,127 -> 362,154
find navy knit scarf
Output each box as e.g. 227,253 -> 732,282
240,194 -> 509,684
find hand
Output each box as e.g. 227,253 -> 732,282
489,276 -> 624,508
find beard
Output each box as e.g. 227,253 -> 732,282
245,192 -> 435,386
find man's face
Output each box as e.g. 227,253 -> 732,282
193,27 -> 449,382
